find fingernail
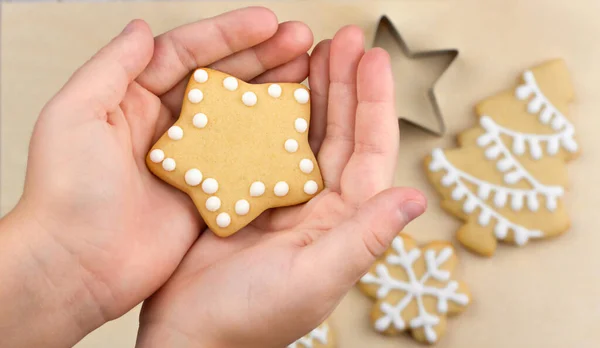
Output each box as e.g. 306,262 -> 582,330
400,200 -> 426,222
122,20 -> 136,35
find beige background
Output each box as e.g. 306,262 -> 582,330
2,0 -> 600,347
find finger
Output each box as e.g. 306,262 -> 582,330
172,225 -> 265,278
304,187 -> 426,288
212,21 -> 313,81
250,53 -> 310,84
250,185 -> 323,232
52,20 -> 154,118
342,48 -> 399,205
136,6 -> 279,95
119,82 -> 163,164
307,40 -> 331,154
160,21 -> 313,113
317,25 -> 365,192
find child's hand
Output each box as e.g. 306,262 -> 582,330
135,26 -> 427,348
2,7 -> 313,347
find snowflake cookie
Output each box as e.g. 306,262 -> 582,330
146,68 -> 324,237
288,321 -> 334,348
358,233 -> 470,344
424,59 -> 577,256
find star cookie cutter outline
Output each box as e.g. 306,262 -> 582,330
372,15 -> 458,136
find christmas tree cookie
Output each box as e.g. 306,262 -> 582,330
425,59 -> 578,256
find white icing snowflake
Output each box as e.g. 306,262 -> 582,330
288,322 -> 330,348
360,235 -> 470,344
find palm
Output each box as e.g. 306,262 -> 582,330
174,189 -> 347,270
26,68 -> 206,318
137,26 -> 425,348
137,189 -> 351,338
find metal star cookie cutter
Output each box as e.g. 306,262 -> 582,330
372,15 -> 458,136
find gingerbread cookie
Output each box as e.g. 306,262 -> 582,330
146,68 -> 324,237
359,233 -> 470,344
424,59 -> 577,256
288,321 -> 334,348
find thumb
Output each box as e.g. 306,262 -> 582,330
306,187 -> 426,288
52,19 -> 154,116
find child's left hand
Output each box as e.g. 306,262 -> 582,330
0,8 -> 314,347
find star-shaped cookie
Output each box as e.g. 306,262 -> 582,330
146,68 -> 324,237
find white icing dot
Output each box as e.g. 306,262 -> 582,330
304,180 -> 318,195
250,181 -> 265,197
205,196 -> 221,212
168,126 -> 184,140
162,158 -> 176,171
268,84 -> 282,98
299,159 -> 314,173
274,181 -> 289,197
223,77 -> 238,91
193,113 -> 208,128
235,200 -> 250,215
216,212 -> 231,228
202,178 -> 219,194
149,149 -> 164,163
184,168 -> 202,186
188,89 -> 203,103
294,88 -> 310,104
194,69 -> 208,83
242,91 -> 258,106
295,118 -> 308,133
285,139 -> 299,153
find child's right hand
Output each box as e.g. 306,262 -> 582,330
135,25 -> 426,348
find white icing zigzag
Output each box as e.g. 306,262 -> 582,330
288,324 -> 329,348
514,70 -> 578,158
360,237 -> 469,344
476,115 -> 564,211
429,148 -> 544,245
